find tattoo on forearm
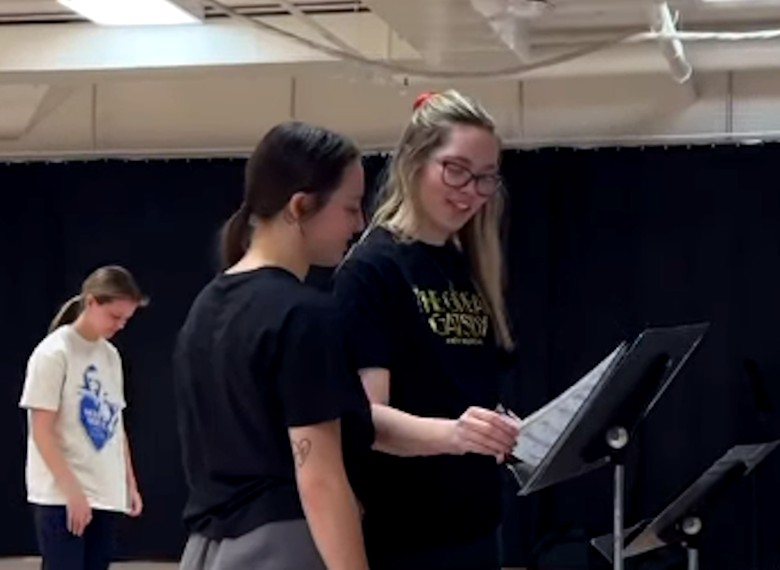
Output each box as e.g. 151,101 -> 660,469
292,438 -> 312,468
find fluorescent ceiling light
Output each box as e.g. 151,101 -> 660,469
59,0 -> 202,26
699,0 -> 780,4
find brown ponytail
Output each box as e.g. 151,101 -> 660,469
220,122 -> 360,271
48,295 -> 83,333
220,203 -> 251,270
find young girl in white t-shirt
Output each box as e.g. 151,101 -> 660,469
19,265 -> 148,570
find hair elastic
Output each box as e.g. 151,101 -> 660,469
413,91 -> 437,111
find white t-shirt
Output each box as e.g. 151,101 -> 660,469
19,324 -> 129,513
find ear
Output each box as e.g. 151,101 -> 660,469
285,192 -> 316,223
83,293 -> 97,308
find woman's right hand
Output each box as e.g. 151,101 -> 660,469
449,406 -> 520,460
66,490 -> 92,537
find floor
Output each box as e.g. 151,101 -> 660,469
0,561 -> 527,570
0,561 -> 176,569
0,558 -> 527,570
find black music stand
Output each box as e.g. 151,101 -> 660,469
506,323 -> 709,570
591,441 -> 780,570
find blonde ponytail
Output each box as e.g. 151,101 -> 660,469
48,295 -> 83,333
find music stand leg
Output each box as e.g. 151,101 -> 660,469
613,463 -> 625,570
687,547 -> 699,570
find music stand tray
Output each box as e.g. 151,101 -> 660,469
507,323 -> 709,570
591,441 -> 780,570
509,323 -> 709,496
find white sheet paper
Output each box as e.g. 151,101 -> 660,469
511,345 -> 624,468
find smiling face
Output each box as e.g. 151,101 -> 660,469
300,158 -> 366,267
414,124 -> 501,243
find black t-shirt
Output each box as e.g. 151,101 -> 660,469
334,227 -> 506,556
173,267 -> 374,540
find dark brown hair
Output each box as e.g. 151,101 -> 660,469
49,265 -> 148,333
221,121 -> 360,269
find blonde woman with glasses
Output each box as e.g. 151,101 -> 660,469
335,90 -> 520,570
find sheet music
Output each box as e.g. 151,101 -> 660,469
511,345 -> 624,468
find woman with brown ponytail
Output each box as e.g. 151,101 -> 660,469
173,121 -> 373,570
18,265 -> 148,570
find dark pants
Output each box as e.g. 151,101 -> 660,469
369,527 -> 502,570
33,505 -> 119,570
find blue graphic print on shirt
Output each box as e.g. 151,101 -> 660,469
79,364 -> 120,451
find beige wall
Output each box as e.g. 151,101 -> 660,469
2,69 -> 780,160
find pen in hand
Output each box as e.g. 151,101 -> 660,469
495,404 -> 522,463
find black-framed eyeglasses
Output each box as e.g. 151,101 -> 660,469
437,159 -> 503,197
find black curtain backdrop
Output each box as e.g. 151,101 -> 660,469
1,146 -> 778,569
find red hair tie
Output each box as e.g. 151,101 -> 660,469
413,91 -> 437,111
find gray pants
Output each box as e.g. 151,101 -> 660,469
179,519 -> 326,570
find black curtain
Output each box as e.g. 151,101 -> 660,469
1,146 -> 778,568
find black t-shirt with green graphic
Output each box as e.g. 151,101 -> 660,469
334,227 -> 505,557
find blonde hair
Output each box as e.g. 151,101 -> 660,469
49,265 -> 149,333
369,89 -> 513,350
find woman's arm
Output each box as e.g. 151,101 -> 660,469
124,434 -> 143,516
370,404 -> 456,456
273,300 -> 369,569
362,368 -> 519,459
30,410 -> 92,535
289,420 -> 369,570
124,435 -> 137,491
